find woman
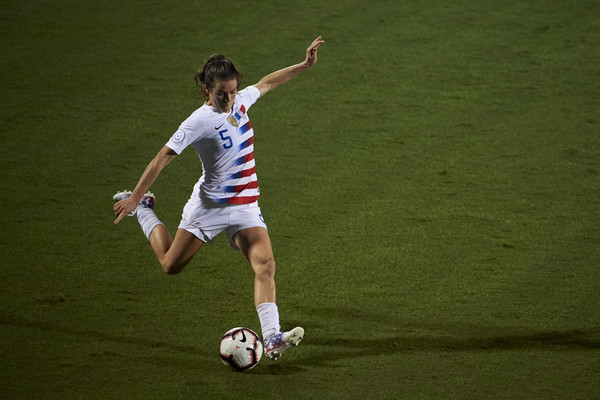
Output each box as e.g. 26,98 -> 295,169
113,36 -> 324,360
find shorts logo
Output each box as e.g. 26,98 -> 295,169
172,129 -> 185,143
259,213 -> 265,223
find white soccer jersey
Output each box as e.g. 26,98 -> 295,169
166,85 -> 261,205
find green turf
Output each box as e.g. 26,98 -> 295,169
1,0 -> 599,398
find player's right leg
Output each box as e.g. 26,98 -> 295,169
152,228 -> 204,275
113,190 -> 204,274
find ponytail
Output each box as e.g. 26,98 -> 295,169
195,54 -> 242,95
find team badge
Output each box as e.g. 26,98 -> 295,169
227,114 -> 239,128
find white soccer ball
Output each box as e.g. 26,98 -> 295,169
219,327 -> 263,371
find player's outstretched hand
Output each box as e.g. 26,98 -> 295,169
304,36 -> 324,68
114,198 -> 137,224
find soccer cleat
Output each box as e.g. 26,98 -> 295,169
138,191 -> 156,210
113,190 -> 156,216
113,190 -> 133,202
264,327 -> 304,360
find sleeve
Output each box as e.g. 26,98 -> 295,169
166,112 -> 206,155
239,86 -> 261,111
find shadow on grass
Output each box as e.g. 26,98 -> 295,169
290,307 -> 600,368
3,311 -> 598,374
299,330 -> 600,367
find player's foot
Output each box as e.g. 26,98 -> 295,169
264,327 -> 304,360
113,190 -> 156,216
138,191 -> 156,210
113,190 -> 134,216
113,190 -> 131,201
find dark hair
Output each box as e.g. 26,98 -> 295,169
194,54 -> 242,95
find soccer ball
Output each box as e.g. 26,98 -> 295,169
219,327 -> 263,371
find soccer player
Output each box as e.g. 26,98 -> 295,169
113,36 -> 324,360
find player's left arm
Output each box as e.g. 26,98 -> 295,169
254,36 -> 324,97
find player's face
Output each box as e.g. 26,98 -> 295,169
207,78 -> 238,113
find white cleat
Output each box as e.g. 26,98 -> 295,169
264,327 -> 304,360
113,190 -> 156,216
113,190 -> 132,202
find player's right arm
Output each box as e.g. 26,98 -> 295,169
114,146 -> 177,224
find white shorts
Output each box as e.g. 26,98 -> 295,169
178,194 -> 267,249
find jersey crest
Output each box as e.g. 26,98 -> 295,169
227,114 -> 239,127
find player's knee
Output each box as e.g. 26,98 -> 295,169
254,257 -> 275,282
161,259 -> 183,275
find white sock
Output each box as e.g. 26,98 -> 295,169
256,302 -> 281,342
136,206 -> 163,240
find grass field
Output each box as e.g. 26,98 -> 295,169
1,0 -> 599,398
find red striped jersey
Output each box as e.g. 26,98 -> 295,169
166,86 -> 261,205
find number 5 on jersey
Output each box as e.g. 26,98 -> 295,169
219,129 -> 232,149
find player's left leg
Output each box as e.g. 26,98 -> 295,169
233,227 -> 276,306
233,227 -> 304,360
